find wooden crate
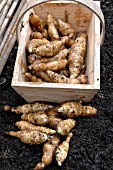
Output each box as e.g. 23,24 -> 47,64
12,0 -> 105,103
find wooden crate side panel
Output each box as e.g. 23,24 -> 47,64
34,2 -> 92,32
12,84 -> 99,103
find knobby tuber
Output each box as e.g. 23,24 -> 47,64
28,54 -> 41,64
48,116 -> 62,129
55,132 -> 73,166
46,70 -> 88,84
46,13 -> 59,40
29,59 -> 68,72
30,32 -> 43,39
68,32 -> 87,78
5,131 -> 51,145
25,72 -> 43,82
29,13 -> 45,32
36,71 -> 52,82
58,101 -> 97,117
34,136 -> 60,170
26,38 -> 49,53
56,118 -> 76,136
47,106 -> 60,117
21,112 -> 49,126
57,19 -> 76,38
4,102 -> 54,114
15,121 -> 56,135
32,36 -> 70,57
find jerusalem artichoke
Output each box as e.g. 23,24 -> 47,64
30,32 -> 43,39
47,106 -> 60,117
21,112 -> 49,126
29,59 -> 68,72
29,13 -> 45,32
48,116 -> 62,129
5,130 -> 50,145
25,72 -> 43,82
36,71 -> 52,82
34,136 -> 60,170
4,102 -> 54,114
58,101 -> 97,117
26,38 -> 49,53
55,132 -> 73,166
32,36 -> 69,57
57,19 -> 76,38
15,121 -> 56,135
56,118 -> 76,136
46,13 -> 59,40
46,70 -> 88,84
28,54 -> 41,64
68,32 -> 87,78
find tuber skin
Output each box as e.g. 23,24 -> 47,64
28,54 -> 41,64
5,131 -> 50,145
4,102 -> 54,114
47,106 -> 60,117
29,59 -> 68,72
58,101 -> 97,117
25,72 -> 43,82
57,19 -> 76,38
34,136 -> 60,170
21,112 -> 49,126
48,116 -> 62,129
29,13 -> 45,32
46,13 -> 59,40
28,48 -> 69,70
56,118 -> 76,136
36,71 -> 52,82
32,36 -> 70,57
15,121 -> 56,135
55,132 -> 73,166
46,70 -> 88,84
26,38 -> 49,53
30,32 -> 43,39
68,32 -> 87,78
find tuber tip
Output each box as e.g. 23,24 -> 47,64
3,105 -> 11,111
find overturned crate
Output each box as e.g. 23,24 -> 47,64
12,0 -> 105,103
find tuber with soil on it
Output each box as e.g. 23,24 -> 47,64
26,38 -> 49,53
21,112 -> 49,126
29,59 -> 68,72
25,72 -> 43,82
47,106 -> 60,117
32,36 -> 70,57
46,13 -> 59,40
46,70 -> 88,84
57,19 -> 76,38
55,132 -> 73,166
30,32 -> 43,39
5,131 -> 51,145
48,116 -> 62,129
3,102 -> 54,114
28,54 -> 41,64
56,118 -> 76,136
15,121 -> 56,135
68,32 -> 87,78
34,136 -> 60,170
58,101 -> 97,117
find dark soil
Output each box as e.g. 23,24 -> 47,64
0,1 -> 113,170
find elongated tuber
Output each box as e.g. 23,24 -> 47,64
56,118 -> 76,136
29,59 -> 68,72
32,36 -> 69,57
26,38 -> 49,53
4,102 -> 54,114
25,72 -> 43,82
36,71 -> 52,82
15,121 -> 56,135
47,106 -> 60,117
29,13 -> 45,32
68,32 -> 87,78
57,19 -> 76,38
21,112 -> 49,126
5,131 -> 50,145
46,70 -> 88,84
58,101 -> 97,117
55,132 -> 73,166
46,13 -> 59,40
30,32 -> 43,39
34,136 -> 60,170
